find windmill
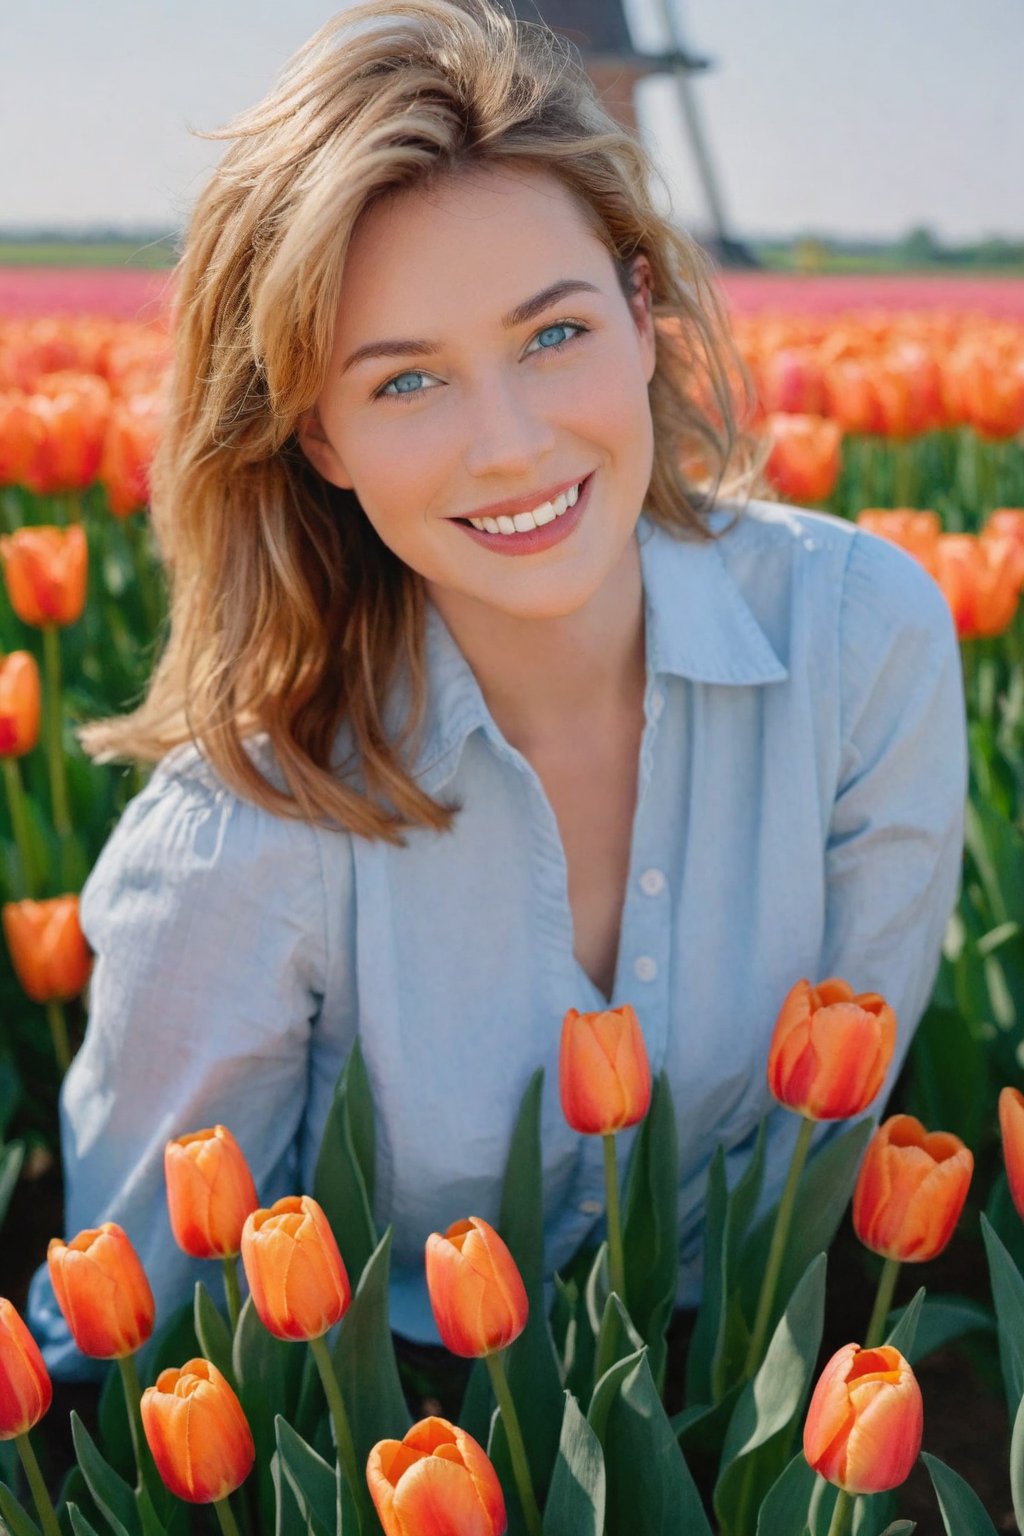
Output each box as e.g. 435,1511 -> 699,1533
501,0 -> 755,265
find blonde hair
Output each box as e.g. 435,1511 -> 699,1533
79,0 -> 764,841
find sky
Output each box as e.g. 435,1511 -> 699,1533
3,0 -> 1020,242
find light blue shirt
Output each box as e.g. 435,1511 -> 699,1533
28,501 -> 967,1380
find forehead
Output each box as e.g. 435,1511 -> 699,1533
336,166 -> 613,334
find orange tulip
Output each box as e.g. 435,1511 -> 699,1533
559,1004 -> 652,1136
804,1343 -> 923,1494
856,509 -> 941,578
999,1087 -> 1024,1224
100,394 -> 162,517
240,1195 -> 350,1341
3,895 -> 92,1004
0,524 -> 88,628
141,1358 -> 254,1504
165,1125 -> 259,1261
759,349 -> 827,417
367,1416 -> 507,1536
982,510 -> 1024,589
0,651 -> 41,757
21,375 -> 111,495
767,977 -> 897,1120
0,1298 -> 52,1440
425,1217 -> 528,1358
47,1223 -> 155,1359
0,394 -> 44,489
853,1114 -> 973,1262
763,413 -> 843,504
942,344 -> 1024,439
933,532 -> 1021,640
824,359 -> 883,435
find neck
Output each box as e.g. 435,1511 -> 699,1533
424,532 -> 646,756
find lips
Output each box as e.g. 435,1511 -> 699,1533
454,474 -> 588,525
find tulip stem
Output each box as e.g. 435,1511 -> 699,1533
308,1334 -> 363,1528
744,1114 -> 815,1379
15,1432 -> 61,1536
118,1351 -> 148,1492
485,1349 -> 542,1536
46,999 -> 70,1073
41,625 -> 71,844
602,1132 -> 627,1308
222,1256 -> 241,1334
864,1256 -> 902,1349
2,756 -> 37,899
214,1496 -> 243,1536
827,1487 -> 855,1536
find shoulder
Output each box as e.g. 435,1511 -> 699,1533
80,734 -> 338,948
711,496 -> 955,649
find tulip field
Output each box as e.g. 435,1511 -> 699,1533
1,275 -> 1024,1535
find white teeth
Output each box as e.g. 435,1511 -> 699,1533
466,480 -> 584,535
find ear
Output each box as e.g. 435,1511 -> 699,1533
295,406 -> 355,491
627,255 -> 657,385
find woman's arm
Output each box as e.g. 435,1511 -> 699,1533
26,748 -> 332,1381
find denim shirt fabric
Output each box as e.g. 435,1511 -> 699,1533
27,501 -> 967,1380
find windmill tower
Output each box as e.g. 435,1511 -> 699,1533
502,0 -> 754,265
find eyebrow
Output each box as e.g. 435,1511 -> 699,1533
340,278 -> 604,374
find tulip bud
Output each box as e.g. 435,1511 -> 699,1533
856,509 -> 941,577
0,652 -> 41,757
165,1125 -> 258,1260
0,1298 -> 52,1440
0,524 -> 88,628
933,532 -> 1022,641
999,1087 -> 1024,1224
767,977 -> 896,1120
559,1004 -> 652,1135
2,895 -> 92,1005
763,413 -> 843,504
853,1114 -> 973,1263
240,1195 -> 350,1341
804,1343 -> 923,1494
425,1217 -> 528,1358
47,1223 -> 155,1358
367,1416 -> 507,1536
141,1358 -> 255,1504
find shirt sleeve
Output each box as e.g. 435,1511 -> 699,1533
26,747 -> 330,1381
746,524 -> 968,1218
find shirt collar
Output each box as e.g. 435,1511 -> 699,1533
409,508 -> 788,793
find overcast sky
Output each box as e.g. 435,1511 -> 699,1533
3,0 -> 1020,241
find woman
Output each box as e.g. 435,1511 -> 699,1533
28,0 -> 965,1378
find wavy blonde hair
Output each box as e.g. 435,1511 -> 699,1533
80,0 -> 765,841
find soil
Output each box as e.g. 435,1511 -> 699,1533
5,1162 -> 1016,1531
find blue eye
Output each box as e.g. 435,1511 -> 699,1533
373,319 -> 590,403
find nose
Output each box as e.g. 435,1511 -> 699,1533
461,370 -> 557,481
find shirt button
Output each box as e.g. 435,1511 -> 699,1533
639,868 -> 666,897
634,955 -> 658,982
578,1198 -> 603,1216
651,689 -> 666,720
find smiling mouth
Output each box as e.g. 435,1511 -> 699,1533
455,476 -> 587,537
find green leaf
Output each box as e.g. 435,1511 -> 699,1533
715,1254 -> 827,1534
543,1392 -> 605,1536
620,1073 -> 680,1394
194,1281 -> 237,1391
593,1292 -> 645,1386
0,1482 -> 41,1536
886,1292 -> 993,1365
980,1211 -> 1024,1417
0,1140 -> 24,1226
69,1411 -> 136,1536
314,1036 -> 377,1289
885,1287 -> 925,1359
587,1349 -> 643,1445
755,1452 -> 816,1535
875,1523 -> 915,1535
596,1352 -> 711,1536
67,1507 -> 104,1536
684,1147 -> 728,1408
233,1295 -> 308,1531
330,1227 -> 411,1531
1011,1390 -> 1024,1535
921,1451 -> 1000,1535
275,1417 -> 336,1536
496,1069 -> 564,1500
740,1119 -> 873,1336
